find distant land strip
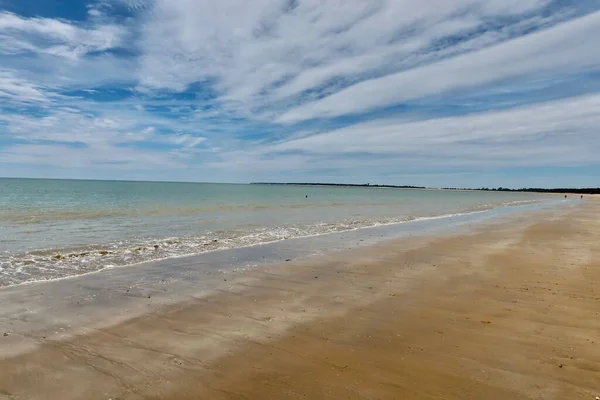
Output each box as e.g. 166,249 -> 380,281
251,182 -> 426,189
250,183 -> 600,195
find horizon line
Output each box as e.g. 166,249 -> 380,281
1,176 -> 599,192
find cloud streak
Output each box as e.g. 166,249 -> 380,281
0,70 -> 49,102
278,10 -> 600,122
137,0 -> 580,118
0,11 -> 127,59
212,94 -> 600,172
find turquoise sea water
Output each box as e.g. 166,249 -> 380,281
0,178 -> 549,287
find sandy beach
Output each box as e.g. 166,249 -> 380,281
1,200 -> 599,399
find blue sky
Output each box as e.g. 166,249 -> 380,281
1,0 -> 600,188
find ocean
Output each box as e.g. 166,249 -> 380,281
0,178 -> 549,287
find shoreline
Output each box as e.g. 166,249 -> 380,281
252,182 -> 600,195
0,198 -> 555,289
1,200 -> 598,399
0,199 -> 562,362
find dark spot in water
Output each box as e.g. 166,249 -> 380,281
154,245 -> 159,249
285,259 -> 291,262
3,333 -> 8,337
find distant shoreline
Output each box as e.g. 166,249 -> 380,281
251,182 -> 600,195
2,177 -> 598,194
251,182 -> 427,189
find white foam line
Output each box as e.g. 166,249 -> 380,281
0,200 -> 552,290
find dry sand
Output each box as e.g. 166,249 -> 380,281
1,201 -> 599,399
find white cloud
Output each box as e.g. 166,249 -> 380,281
278,10 -> 600,122
136,0 -> 574,119
88,8 -> 103,18
211,94 -> 600,172
0,103 -> 211,172
0,11 -> 127,60
0,143 -> 181,170
0,70 -> 49,102
116,0 -> 150,11
169,134 -> 207,148
0,7 -> 136,112
275,94 -> 600,152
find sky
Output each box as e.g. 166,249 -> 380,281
1,0 -> 600,188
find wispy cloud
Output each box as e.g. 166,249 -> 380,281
0,11 -> 127,59
209,94 -> 600,174
278,10 -> 600,122
137,0 -> 581,117
0,70 -> 50,102
0,5 -> 133,108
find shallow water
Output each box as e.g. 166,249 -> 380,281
0,178 -> 551,286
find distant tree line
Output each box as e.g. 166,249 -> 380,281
251,182 -> 426,189
252,182 -> 599,194
442,187 -> 600,194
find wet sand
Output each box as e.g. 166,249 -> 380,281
1,201 -> 599,399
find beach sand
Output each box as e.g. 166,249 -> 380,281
1,201 -> 599,399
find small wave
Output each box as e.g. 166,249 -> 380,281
0,201 -> 545,288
